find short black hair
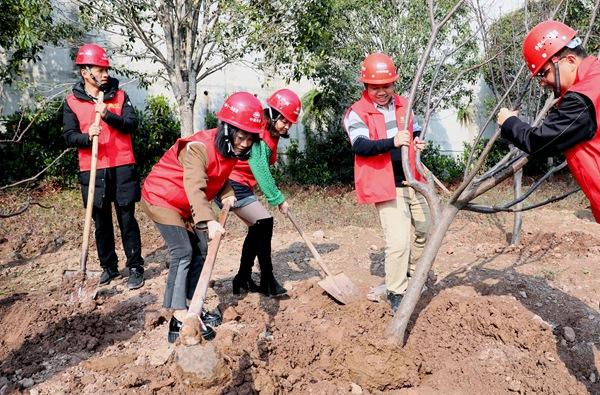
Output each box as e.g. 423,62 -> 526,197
556,45 -> 587,59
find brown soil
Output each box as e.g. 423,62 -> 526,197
1,189 -> 599,394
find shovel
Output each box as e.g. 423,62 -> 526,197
180,205 -> 230,346
286,211 -> 360,305
63,91 -> 104,296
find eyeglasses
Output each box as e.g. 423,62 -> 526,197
536,56 -> 566,80
536,67 -> 552,80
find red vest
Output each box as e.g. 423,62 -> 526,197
66,90 -> 136,171
141,129 -> 237,219
229,127 -> 279,188
345,92 -> 423,204
563,56 -> 600,222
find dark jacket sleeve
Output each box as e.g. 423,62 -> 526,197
352,136 -> 396,156
501,92 -> 597,156
63,100 -> 92,148
102,92 -> 138,134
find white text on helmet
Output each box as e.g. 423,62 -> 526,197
534,30 -> 559,51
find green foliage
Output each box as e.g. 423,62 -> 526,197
133,96 -> 181,177
0,94 -> 180,187
0,0 -> 82,84
0,97 -> 79,186
267,0 -> 480,186
283,128 -> 354,186
205,110 -> 218,129
421,143 -> 464,183
462,138 -> 510,174
281,89 -> 354,185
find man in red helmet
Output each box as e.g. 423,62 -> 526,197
141,92 -> 262,342
63,44 -> 145,289
343,53 -> 430,312
497,21 -> 600,222
225,88 -> 302,298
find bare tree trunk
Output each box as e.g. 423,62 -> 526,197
178,97 -> 195,137
511,168 -> 523,245
386,204 -> 460,344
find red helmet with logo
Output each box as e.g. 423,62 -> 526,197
267,88 -> 301,124
75,44 -> 111,68
216,92 -> 264,134
358,53 -> 399,84
522,20 -> 577,75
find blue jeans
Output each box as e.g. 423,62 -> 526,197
154,223 -> 208,310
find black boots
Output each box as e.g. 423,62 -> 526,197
232,274 -> 260,294
232,223 -> 261,294
232,217 -> 287,297
255,218 -> 287,297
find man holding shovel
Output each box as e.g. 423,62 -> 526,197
343,53 -> 429,312
497,21 -> 600,222
63,44 -> 145,290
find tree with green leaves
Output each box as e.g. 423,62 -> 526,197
76,0 -> 331,137
276,0 -> 481,185
0,0 -> 81,114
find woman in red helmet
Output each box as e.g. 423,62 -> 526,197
224,88 -> 302,297
497,20 -> 600,222
63,43 -> 145,290
141,92 -> 263,342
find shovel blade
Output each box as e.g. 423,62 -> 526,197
318,273 -> 360,305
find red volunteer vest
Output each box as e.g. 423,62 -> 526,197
229,127 -> 279,188
66,90 -> 136,171
345,92 -> 423,204
563,56 -> 600,222
141,129 -> 237,219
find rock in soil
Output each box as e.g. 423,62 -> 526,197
174,343 -> 229,388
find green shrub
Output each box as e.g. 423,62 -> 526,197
134,95 -> 180,177
421,143 -> 464,183
0,97 -> 79,186
283,126 -> 354,186
205,110 -> 218,129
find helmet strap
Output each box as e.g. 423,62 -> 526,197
85,66 -> 103,89
223,123 -> 235,155
552,60 -> 561,98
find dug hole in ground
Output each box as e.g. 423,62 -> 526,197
0,182 -> 599,394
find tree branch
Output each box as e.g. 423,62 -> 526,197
0,148 -> 74,190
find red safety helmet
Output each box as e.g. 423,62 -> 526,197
358,53 -> 399,85
267,88 -> 301,124
75,44 -> 111,68
522,20 -> 577,76
216,92 -> 264,134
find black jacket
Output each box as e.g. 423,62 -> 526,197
63,77 -> 141,208
501,92 -> 597,156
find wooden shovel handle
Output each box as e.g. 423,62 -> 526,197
79,91 -> 104,273
286,211 -> 335,278
186,205 -> 230,317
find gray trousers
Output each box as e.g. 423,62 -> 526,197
155,223 -> 208,310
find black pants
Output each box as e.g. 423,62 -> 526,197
81,165 -> 143,271
92,202 -> 144,271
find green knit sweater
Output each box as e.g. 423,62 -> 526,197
248,140 -> 285,206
